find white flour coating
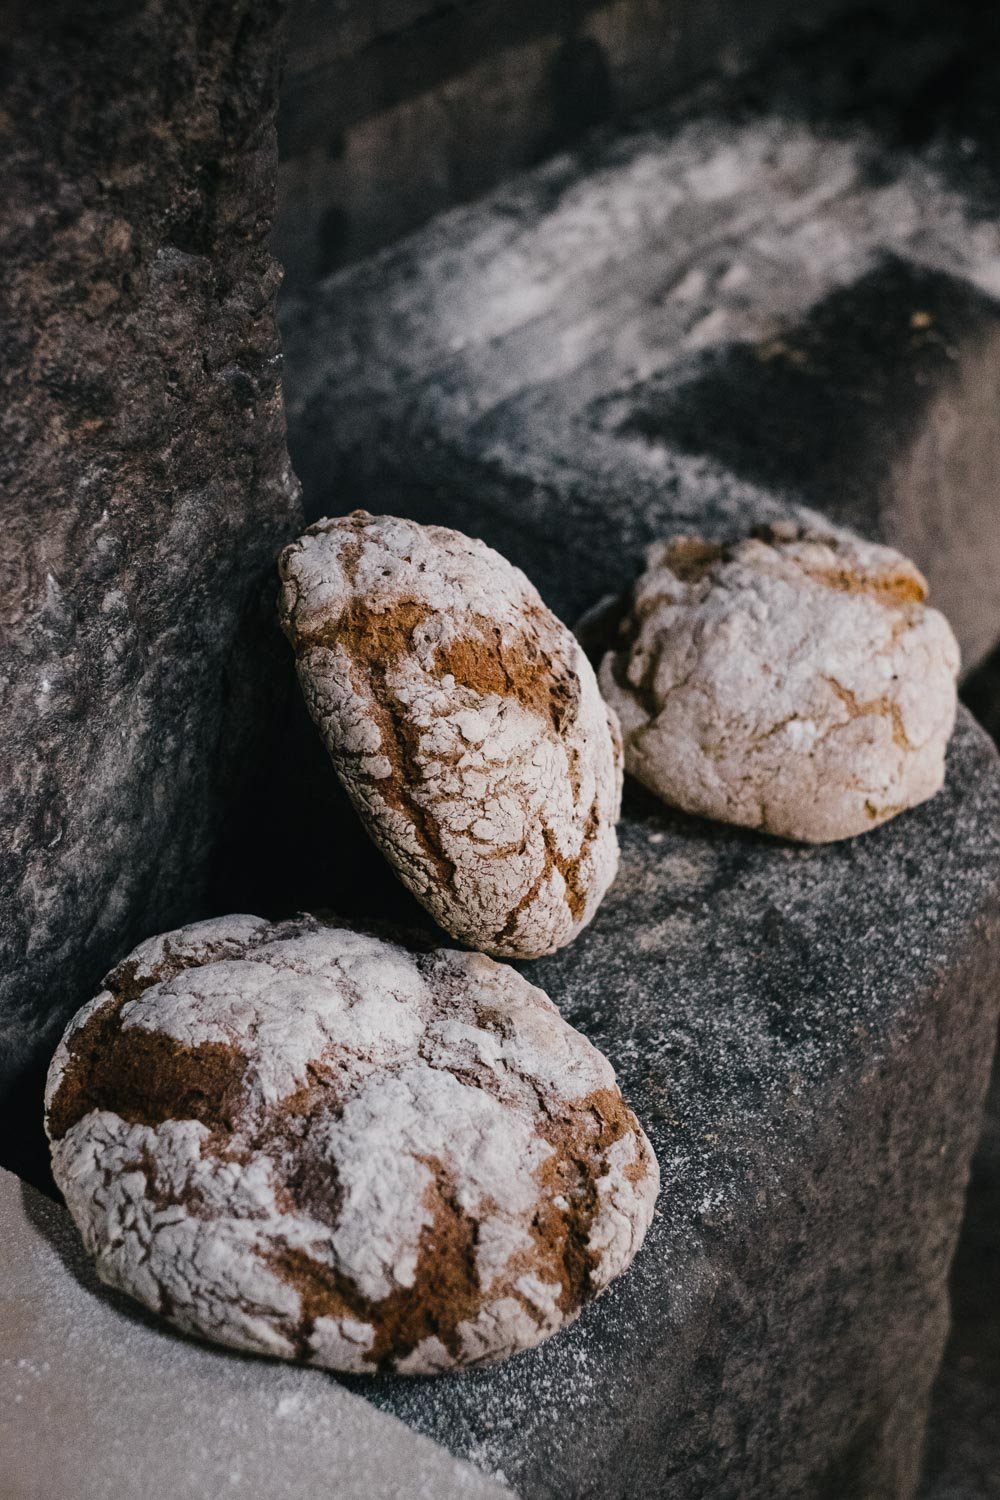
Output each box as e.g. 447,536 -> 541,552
277,512 -> 622,958
600,521 -> 960,842
46,915 -> 658,1375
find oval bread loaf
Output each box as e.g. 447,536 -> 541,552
279,512 -> 623,957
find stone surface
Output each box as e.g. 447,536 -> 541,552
331,710 -> 1000,1498
16,721 -> 1000,1495
0,2 -> 302,1096
920,1055 -> 1000,1500
282,111 -> 1000,676
0,1167 -> 511,1500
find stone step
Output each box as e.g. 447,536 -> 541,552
329,717 -> 998,1498
278,107 -> 1000,1496
275,0 -> 868,288
9,724 -> 1000,1497
282,112 -> 1000,676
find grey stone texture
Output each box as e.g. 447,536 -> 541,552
275,0 -> 881,288
278,91 -> 1000,1496
282,109 -> 1000,678
0,1 -> 302,1096
0,1168 -> 511,1500
920,1056 -> 1000,1500
316,712 -> 999,1499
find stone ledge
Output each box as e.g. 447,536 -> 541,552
10,716 -> 1000,1498
277,105 -> 1000,1494
282,111 -> 1000,673
334,712 -> 1000,1497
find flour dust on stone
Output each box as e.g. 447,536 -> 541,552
45,915 -> 658,1374
278,512 -> 622,957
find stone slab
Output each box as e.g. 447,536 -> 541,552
282,111 -> 1000,674
0,1168 -> 511,1500
276,101 -> 1000,1494
311,711 -> 1000,1498
13,713 -> 1000,1497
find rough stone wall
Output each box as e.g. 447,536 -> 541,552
0,0 -> 301,1094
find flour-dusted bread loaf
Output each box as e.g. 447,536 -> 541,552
600,521 -> 960,843
278,512 -> 622,957
46,915 -> 658,1374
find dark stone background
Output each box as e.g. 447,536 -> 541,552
274,0 -> 915,290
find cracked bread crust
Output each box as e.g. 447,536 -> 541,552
599,521 -> 960,843
45,915 -> 658,1375
277,512 -> 622,958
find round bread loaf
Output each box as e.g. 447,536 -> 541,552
600,521 -> 959,843
46,915 -> 658,1374
278,511 -> 622,958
